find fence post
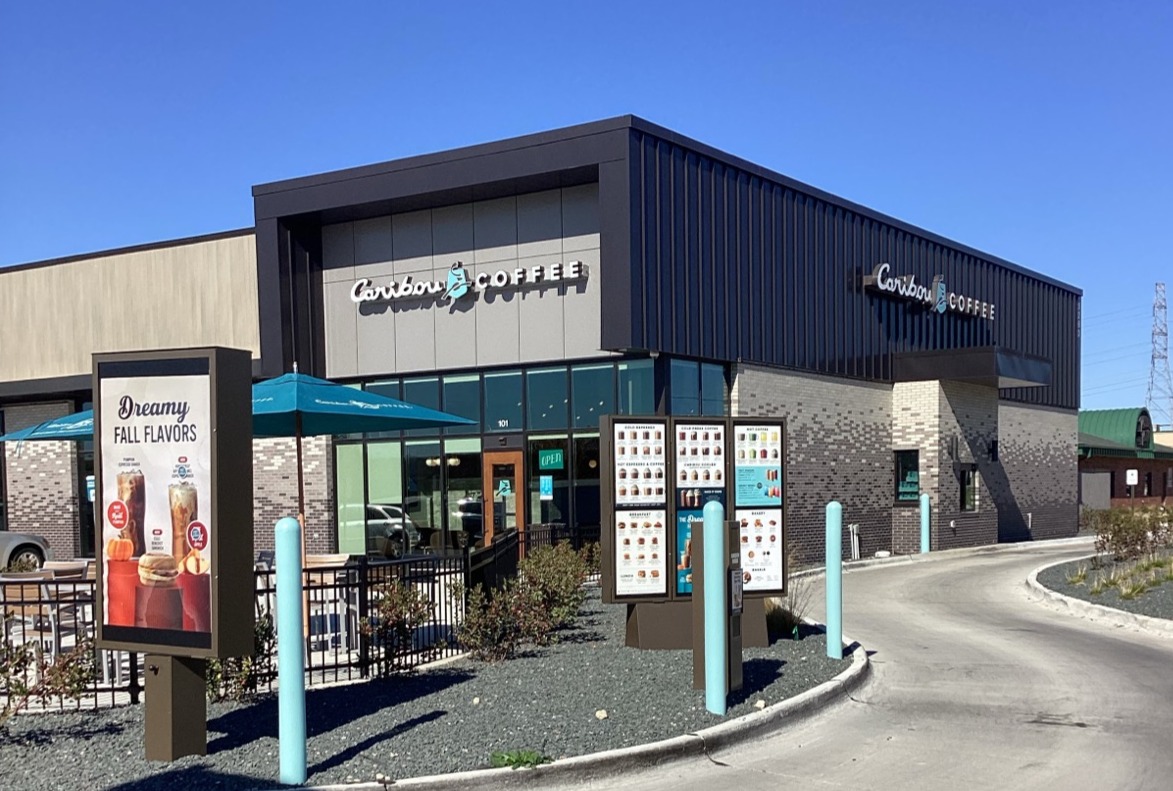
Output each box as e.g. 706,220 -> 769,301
128,653 -> 141,704
357,556 -> 370,679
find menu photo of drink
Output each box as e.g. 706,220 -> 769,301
674,423 -> 725,490
614,510 -> 667,596
735,508 -> 784,592
734,424 -> 783,507
613,422 -> 667,507
100,374 -> 212,639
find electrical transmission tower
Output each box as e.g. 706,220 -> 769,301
1146,282 -> 1173,427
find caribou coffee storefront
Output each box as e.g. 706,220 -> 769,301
1,116 -> 1081,564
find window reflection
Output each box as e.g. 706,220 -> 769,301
618,359 -> 654,415
572,364 -> 614,429
527,368 -> 569,431
443,374 -> 480,435
484,371 -> 523,432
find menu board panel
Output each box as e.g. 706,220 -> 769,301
734,424 -> 782,507
613,422 -> 667,507
674,423 -> 725,489
614,510 -> 668,595
735,507 -> 784,592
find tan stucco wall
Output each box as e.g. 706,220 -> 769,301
0,233 -> 260,383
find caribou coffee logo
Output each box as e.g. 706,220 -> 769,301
351,260 -> 586,305
863,263 -> 995,321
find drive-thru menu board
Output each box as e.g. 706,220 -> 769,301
612,420 -> 668,595
603,415 -> 786,604
733,421 -> 785,592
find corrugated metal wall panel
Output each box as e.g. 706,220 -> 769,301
627,129 -> 1078,410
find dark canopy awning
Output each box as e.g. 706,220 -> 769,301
893,347 -> 1052,389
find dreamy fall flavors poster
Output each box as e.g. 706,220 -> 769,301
100,376 -> 212,635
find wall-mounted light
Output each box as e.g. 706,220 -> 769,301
988,440 -> 999,462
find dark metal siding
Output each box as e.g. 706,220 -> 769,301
627,130 -> 1080,410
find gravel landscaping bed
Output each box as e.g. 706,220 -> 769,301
0,587 -> 848,790
1036,552 -> 1173,621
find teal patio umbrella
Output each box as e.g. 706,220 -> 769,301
251,369 -> 475,524
0,410 -> 95,444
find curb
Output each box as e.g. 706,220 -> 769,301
788,534 -> 1096,581
270,634 -> 871,791
1025,558 -> 1173,640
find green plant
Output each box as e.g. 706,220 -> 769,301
206,612 -> 276,702
1117,578 -> 1147,600
1,635 -> 96,729
489,749 -> 551,769
455,582 -> 523,662
1065,564 -> 1088,585
1090,506 -> 1173,562
360,579 -> 435,674
764,539 -> 811,639
2,556 -> 39,574
1089,575 -> 1106,596
580,541 -> 601,577
517,542 -> 589,633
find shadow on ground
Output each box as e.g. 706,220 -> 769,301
208,666 -> 474,754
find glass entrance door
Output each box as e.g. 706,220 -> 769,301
482,449 -> 524,545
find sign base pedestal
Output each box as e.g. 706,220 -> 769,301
144,654 -> 207,761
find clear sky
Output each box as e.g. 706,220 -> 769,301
2,1 -> 1170,415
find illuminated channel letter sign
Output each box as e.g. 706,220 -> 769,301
351,260 -> 587,306
863,262 -> 996,321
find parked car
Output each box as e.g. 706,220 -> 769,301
365,504 -> 422,559
0,531 -> 53,570
452,496 -> 484,545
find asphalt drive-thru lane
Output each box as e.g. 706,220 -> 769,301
569,542 -> 1173,791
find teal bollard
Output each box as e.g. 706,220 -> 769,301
276,517 -> 306,785
825,501 -> 843,660
920,493 -> 931,554
702,500 -> 727,716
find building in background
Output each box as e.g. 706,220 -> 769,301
1,116 -> 1082,564
1079,407 -> 1173,510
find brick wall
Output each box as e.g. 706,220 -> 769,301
2,402 -> 81,561
993,402 -> 1078,540
936,382 -> 999,550
892,382 -> 938,554
732,364 -> 893,566
252,435 -> 336,555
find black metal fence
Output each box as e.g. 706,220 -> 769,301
2,523 -> 598,712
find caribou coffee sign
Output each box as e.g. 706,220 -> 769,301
864,263 -> 996,321
351,260 -> 586,306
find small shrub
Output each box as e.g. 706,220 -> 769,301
1065,564 -> 1088,586
1091,506 -> 1173,562
765,539 -> 811,640
360,579 -> 435,674
517,542 -> 589,632
1117,579 -> 1147,600
455,582 -> 522,662
2,556 -> 40,574
1,635 -> 96,729
490,749 -> 551,769
1089,575 -> 1106,596
580,542 -> 601,577
206,613 -> 275,702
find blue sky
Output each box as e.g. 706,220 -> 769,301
1,1 -> 1170,414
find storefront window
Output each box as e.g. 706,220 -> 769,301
356,380 -> 399,440
528,435 -> 571,526
484,370 -> 523,433
895,450 -> 919,503
444,438 -> 483,549
960,466 -> 979,512
404,440 -> 443,535
335,443 -> 366,555
571,364 -> 615,429
367,441 -> 403,506
670,359 -> 700,416
442,374 -> 481,435
618,359 -> 654,415
700,363 -> 727,416
573,434 -> 601,531
402,377 -> 440,437
527,368 -> 569,431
